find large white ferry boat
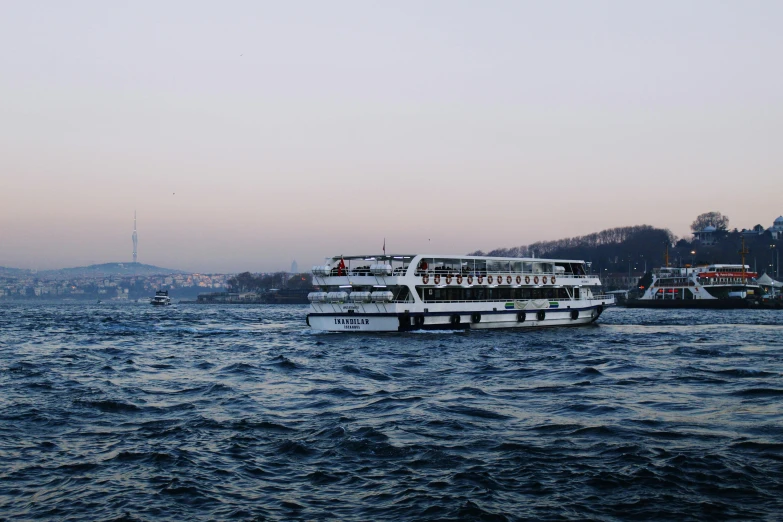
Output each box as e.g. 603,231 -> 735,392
626,263 -> 763,309
307,254 -> 614,332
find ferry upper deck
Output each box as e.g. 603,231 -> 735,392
312,254 -> 597,281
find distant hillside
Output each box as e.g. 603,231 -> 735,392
40,263 -> 183,278
471,223 -> 781,275
0,262 -> 183,280
470,225 -> 675,272
0,266 -> 32,278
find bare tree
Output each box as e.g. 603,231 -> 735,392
691,211 -> 729,233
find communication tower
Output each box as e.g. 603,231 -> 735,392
132,211 -> 138,263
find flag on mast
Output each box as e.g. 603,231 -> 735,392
383,238 -> 386,255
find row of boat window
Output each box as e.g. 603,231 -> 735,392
658,278 -> 752,286
323,286 -> 579,302
415,260 -> 584,275
330,266 -> 408,276
417,287 -> 576,302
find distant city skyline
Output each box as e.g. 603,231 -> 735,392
1,1 -> 782,273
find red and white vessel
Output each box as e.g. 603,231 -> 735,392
626,264 -> 762,308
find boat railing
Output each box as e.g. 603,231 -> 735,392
412,269 -> 586,277
655,280 -> 696,287
324,269 -> 595,279
411,296 -> 614,304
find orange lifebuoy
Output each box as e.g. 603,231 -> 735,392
434,274 -> 441,285
525,276 -> 530,284
533,276 -> 539,284
457,275 -> 463,284
551,276 -> 556,284
422,274 -> 429,284
477,276 -> 483,284
542,276 -> 548,284
487,275 -> 493,284
446,275 -> 452,285
506,276 -> 512,284
467,276 -> 473,284
516,275 -> 522,284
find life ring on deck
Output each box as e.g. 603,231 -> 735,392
477,276 -> 484,284
467,276 -> 473,285
457,275 -> 463,284
487,275 -> 493,284
434,274 -> 441,285
533,276 -> 539,285
542,276 -> 548,284
506,276 -> 512,284
516,276 -> 522,284
422,274 -> 429,284
446,275 -> 452,285
551,276 -> 556,284
525,276 -> 530,284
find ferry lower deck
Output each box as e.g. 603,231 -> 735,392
308,301 -> 609,332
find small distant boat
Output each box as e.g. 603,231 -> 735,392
150,290 -> 172,306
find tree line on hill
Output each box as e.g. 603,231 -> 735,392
227,272 -> 312,293
470,212 -> 782,278
469,225 -> 675,273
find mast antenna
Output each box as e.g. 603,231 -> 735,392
739,235 -> 749,281
132,211 -> 138,264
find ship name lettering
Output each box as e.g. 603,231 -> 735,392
333,318 -> 370,326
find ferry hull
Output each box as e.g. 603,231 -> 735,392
625,299 -> 780,310
309,314 -> 401,332
308,305 -> 605,332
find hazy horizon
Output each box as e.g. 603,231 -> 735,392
2,1 -> 782,273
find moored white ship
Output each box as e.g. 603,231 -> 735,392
307,254 -> 613,332
626,264 -> 763,309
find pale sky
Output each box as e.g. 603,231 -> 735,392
1,1 -> 781,273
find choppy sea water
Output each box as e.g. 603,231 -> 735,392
1,303 -> 782,521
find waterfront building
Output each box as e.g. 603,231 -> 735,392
769,216 -> 783,240
693,225 -> 718,245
